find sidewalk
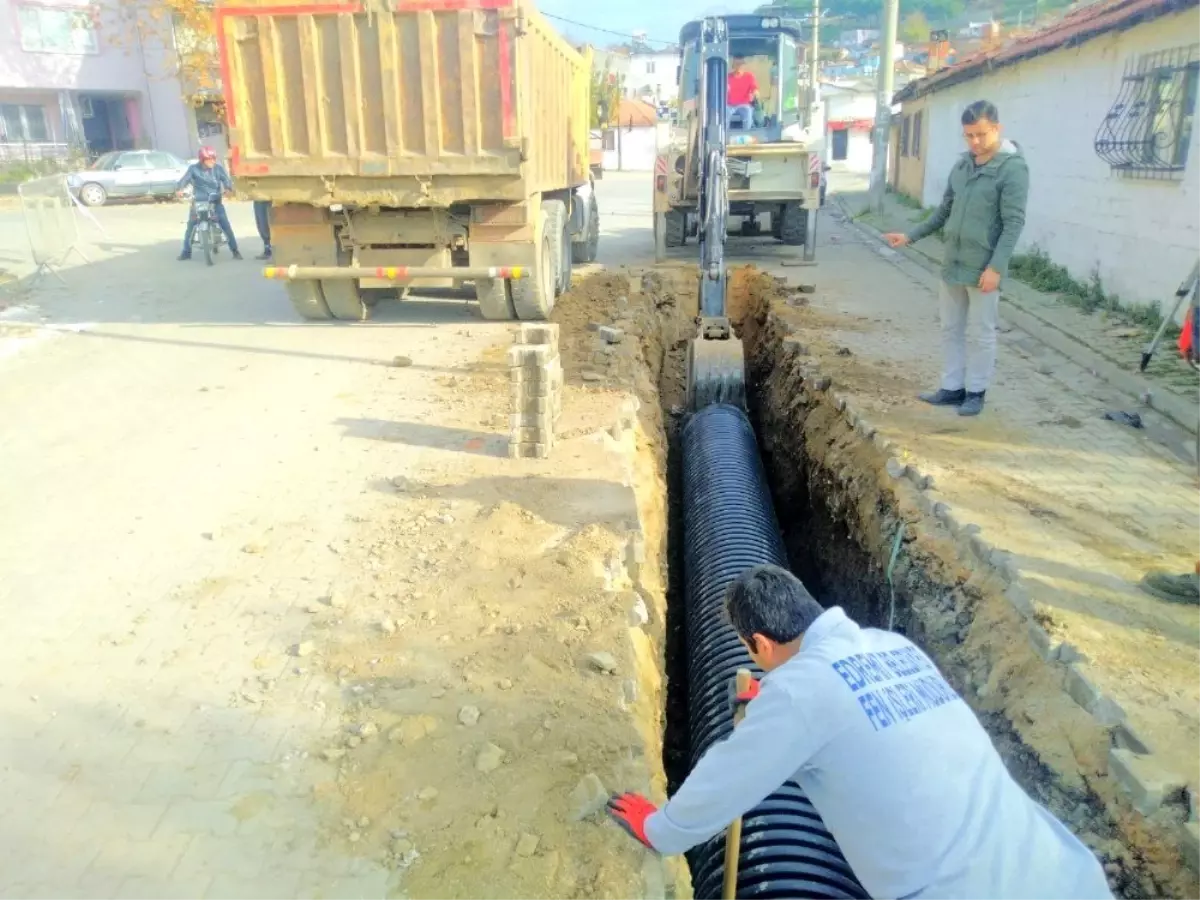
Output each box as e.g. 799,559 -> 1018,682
840,189 -> 1199,435
755,201 -> 1200,833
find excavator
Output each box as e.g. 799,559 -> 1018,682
660,15 -> 822,410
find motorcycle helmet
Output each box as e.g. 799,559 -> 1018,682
198,146 -> 217,162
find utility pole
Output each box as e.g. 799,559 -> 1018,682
810,0 -> 820,118
869,0 -> 899,214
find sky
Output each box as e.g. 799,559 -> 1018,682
535,0 -> 767,49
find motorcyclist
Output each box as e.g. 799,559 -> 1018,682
175,147 -> 242,261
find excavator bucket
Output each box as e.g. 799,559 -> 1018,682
686,330 -> 746,411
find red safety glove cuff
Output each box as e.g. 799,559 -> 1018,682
729,675 -> 761,717
736,677 -> 761,703
606,792 -> 658,849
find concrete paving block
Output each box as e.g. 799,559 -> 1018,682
512,394 -> 554,415
507,344 -> 558,369
1179,820 -> 1200,872
509,411 -> 553,431
511,426 -> 553,445
507,441 -> 551,460
516,323 -> 559,346
1065,664 -> 1126,726
968,534 -> 992,565
510,379 -> 554,400
855,418 -> 876,440
1112,722 -> 1153,756
1027,620 -> 1056,662
1109,746 -> 1188,816
598,326 -> 624,344
1002,583 -> 1035,618
885,457 -> 907,479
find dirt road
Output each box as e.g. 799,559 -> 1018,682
0,175 -> 677,899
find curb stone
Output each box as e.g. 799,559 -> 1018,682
1108,747 -> 1188,816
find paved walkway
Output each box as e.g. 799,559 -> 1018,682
848,189 -> 1200,411
753,191 -> 1199,800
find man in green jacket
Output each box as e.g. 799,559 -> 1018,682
884,100 -> 1029,417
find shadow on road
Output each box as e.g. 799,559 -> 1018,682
369,473 -> 639,533
337,418 -> 508,457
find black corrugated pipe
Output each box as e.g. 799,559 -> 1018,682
681,404 -> 869,900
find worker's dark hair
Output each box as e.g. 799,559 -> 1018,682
724,565 -> 825,644
961,100 -> 999,125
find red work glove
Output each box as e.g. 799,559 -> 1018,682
606,792 -> 658,849
729,675 -> 761,717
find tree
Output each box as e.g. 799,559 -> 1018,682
900,10 -> 932,44
102,1 -> 221,95
590,67 -> 625,129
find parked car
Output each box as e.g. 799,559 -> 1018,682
66,150 -> 192,207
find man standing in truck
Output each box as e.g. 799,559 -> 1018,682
606,565 -> 1112,899
883,100 -> 1029,417
175,147 -> 242,261
727,57 -> 758,128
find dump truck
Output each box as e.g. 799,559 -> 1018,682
216,0 -> 599,322
653,15 -> 822,259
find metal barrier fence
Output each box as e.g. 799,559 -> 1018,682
17,173 -> 89,283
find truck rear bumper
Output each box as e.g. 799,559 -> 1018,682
264,265 -> 528,282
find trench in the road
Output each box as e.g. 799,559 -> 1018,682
596,265 -> 1174,900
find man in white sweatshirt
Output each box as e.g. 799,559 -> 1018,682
607,565 -> 1112,900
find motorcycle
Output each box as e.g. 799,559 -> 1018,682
190,191 -> 226,266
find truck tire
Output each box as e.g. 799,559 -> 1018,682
571,194 -> 600,264
542,199 -> 569,296
285,281 -> 333,321
780,202 -> 807,246
321,280 -> 369,321
780,203 -> 807,246
475,278 -> 516,320
511,207 -> 555,320
665,209 -> 687,248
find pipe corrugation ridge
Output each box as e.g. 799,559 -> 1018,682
681,404 -> 868,900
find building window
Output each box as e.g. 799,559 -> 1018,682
912,111 -> 923,158
17,4 -> 99,55
900,115 -> 910,157
0,104 -> 51,143
1094,43 -> 1199,178
645,61 -> 656,75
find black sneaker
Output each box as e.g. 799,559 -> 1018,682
918,388 -> 965,406
256,247 -> 272,261
231,250 -> 243,260
958,392 -> 986,416
177,252 -> 191,261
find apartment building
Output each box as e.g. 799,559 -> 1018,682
0,0 -> 203,163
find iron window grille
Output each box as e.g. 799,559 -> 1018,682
1094,43 -> 1199,179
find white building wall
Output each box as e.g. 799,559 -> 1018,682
625,51 -> 679,104
918,7 -> 1200,316
602,125 -> 658,171
825,87 -> 877,174
845,130 -> 873,172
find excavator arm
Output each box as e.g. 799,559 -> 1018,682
686,17 -> 747,412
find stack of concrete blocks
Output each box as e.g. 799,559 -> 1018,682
508,323 -> 563,459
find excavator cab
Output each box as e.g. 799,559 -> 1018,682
657,16 -> 820,260
678,24 -> 803,139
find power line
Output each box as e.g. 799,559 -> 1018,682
540,12 -> 676,46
